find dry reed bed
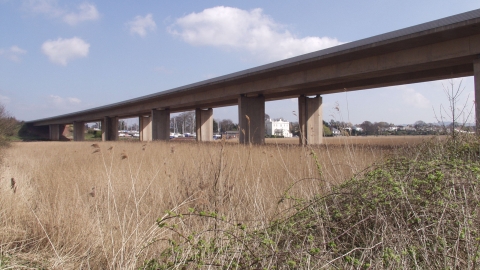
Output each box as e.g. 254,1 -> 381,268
264,135 -> 438,145
0,139 -> 408,268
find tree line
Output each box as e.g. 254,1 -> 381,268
169,111 -> 239,134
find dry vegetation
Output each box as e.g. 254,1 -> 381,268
266,135 -> 436,146
0,135 -> 478,269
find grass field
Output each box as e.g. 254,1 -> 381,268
163,135 -> 435,147
0,135 -> 476,269
267,135 -> 436,145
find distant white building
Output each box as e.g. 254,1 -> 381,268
398,125 -> 416,131
265,119 -> 292,137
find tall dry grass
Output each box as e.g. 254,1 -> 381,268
0,138 -> 415,268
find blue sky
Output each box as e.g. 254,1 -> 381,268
1,0 -> 479,125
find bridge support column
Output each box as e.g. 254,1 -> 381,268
102,116 -> 118,141
152,109 -> 170,141
196,108 -> 213,142
49,124 -> 67,141
475,60 -> 480,135
238,95 -> 265,144
298,95 -> 323,145
73,121 -> 85,141
49,124 -> 61,141
139,115 -> 152,141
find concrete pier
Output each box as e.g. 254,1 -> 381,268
26,11 -> 480,141
49,124 -> 60,141
73,121 -> 85,141
298,95 -> 323,145
238,95 -> 265,144
195,108 -> 213,142
475,60 -> 480,134
102,116 -> 118,141
139,115 -> 152,141
152,109 -> 170,141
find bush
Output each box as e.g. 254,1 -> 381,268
0,105 -> 19,145
323,125 -> 333,136
145,134 -> 480,269
87,129 -> 102,138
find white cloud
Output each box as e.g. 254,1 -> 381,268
0,95 -> 11,105
48,95 -> 81,108
168,6 -> 342,61
402,87 -> 430,109
10,46 -> 27,54
63,3 -> 99,25
41,37 -> 90,66
126,14 -> 156,37
0,45 -> 27,62
67,97 -> 81,104
23,0 -> 99,25
23,0 -> 64,17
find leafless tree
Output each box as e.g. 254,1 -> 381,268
434,79 -> 474,140
172,111 -> 196,134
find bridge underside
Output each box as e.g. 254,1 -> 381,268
26,10 -> 480,144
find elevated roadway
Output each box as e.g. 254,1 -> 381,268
27,9 -> 480,144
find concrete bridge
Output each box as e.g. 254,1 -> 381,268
27,9 -> 480,144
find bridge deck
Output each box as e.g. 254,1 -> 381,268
28,9 -> 480,127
